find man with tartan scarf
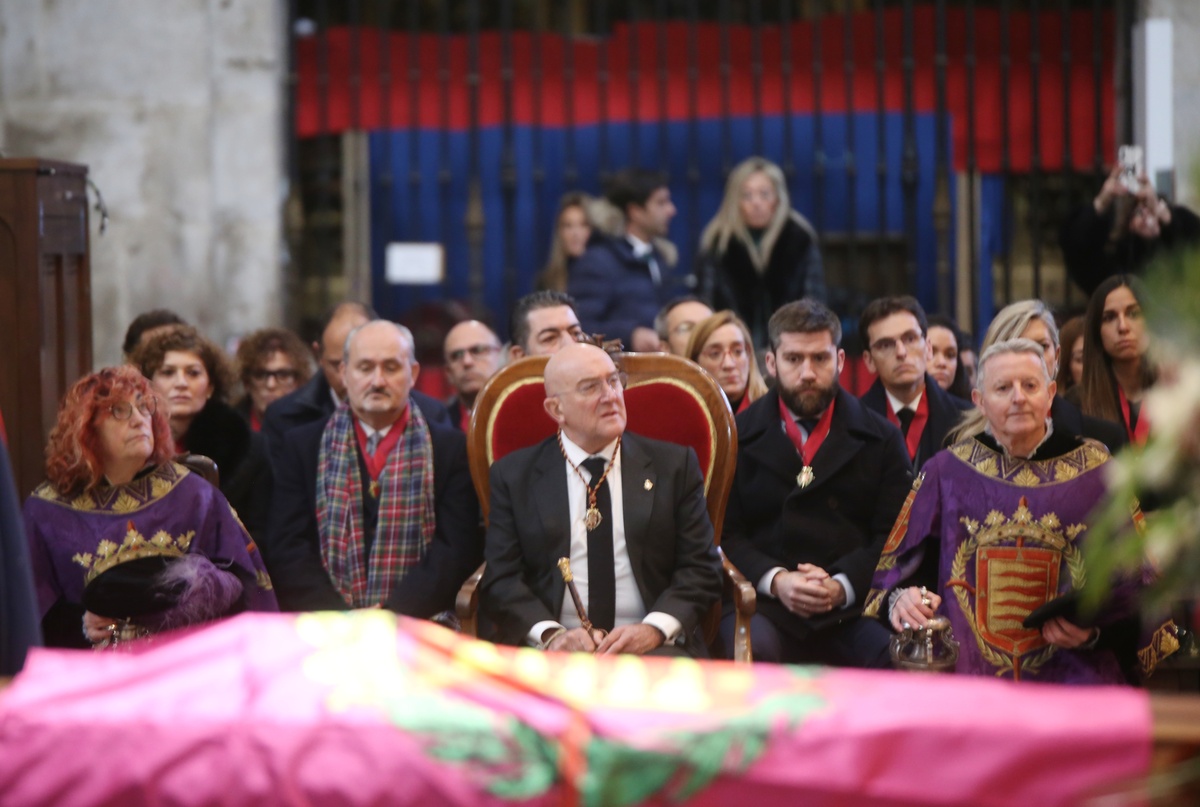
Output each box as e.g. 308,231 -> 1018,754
268,320 -> 482,614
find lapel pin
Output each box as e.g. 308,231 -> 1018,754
644,479 -> 653,491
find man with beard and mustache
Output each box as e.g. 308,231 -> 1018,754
268,320 -> 482,614
720,299 -> 913,665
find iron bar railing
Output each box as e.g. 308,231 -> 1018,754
288,0 -> 1129,341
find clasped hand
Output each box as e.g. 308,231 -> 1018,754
546,623 -> 665,655
772,563 -> 845,617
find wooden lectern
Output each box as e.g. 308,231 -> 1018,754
0,159 -> 92,498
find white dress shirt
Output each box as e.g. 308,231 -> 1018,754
885,387 -> 923,418
527,432 -> 682,646
627,233 -> 662,286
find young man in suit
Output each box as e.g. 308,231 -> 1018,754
720,299 -> 912,666
480,342 -> 722,656
858,296 -> 972,470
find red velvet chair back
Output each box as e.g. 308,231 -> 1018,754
468,353 -> 736,543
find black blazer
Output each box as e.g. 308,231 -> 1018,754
693,215 -> 824,346
183,399 -> 272,546
859,375 -> 972,471
722,387 -> 913,641
1051,395 -> 1128,454
479,432 -> 723,656
266,403 -> 481,615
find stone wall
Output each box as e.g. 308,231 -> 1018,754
1144,0 -> 1200,206
0,0 -> 285,366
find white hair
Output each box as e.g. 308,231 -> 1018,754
343,320 -> 416,364
975,338 -> 1050,390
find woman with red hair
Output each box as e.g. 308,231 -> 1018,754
22,367 -> 277,648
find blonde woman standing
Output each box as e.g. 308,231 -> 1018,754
695,157 -> 825,346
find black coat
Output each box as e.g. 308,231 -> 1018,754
267,406 -> 482,615
1060,202 -> 1200,297
859,375 -> 973,471
479,433 -> 722,657
262,372 -> 451,477
722,387 -> 913,641
182,399 -> 272,547
694,216 -> 825,346
1051,395 -> 1128,455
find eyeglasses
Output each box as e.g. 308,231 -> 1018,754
565,372 -> 628,400
446,343 -> 500,364
109,397 -> 156,421
869,330 -> 924,357
251,368 -> 300,385
702,344 -> 748,362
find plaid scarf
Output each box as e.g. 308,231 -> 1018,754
316,403 -> 435,607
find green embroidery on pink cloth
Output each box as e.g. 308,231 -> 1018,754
299,611 -> 826,804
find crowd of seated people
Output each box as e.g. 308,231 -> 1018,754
3,159 -> 1188,689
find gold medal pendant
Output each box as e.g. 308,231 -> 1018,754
369,480 -> 381,498
584,507 -> 603,531
797,466 -> 815,489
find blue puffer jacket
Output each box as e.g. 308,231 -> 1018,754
567,234 -> 678,347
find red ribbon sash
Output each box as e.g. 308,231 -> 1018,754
1117,386 -> 1150,445
779,395 -> 837,466
353,409 -> 409,485
885,390 -> 930,461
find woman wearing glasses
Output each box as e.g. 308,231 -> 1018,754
131,325 -> 272,546
234,327 -> 313,432
685,310 -> 768,415
21,366 -> 276,648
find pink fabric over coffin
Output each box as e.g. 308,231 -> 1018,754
0,612 -> 1151,807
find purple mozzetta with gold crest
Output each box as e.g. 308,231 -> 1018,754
865,435 -> 1177,684
23,462 -> 278,634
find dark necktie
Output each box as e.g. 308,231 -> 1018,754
581,457 -> 616,632
798,418 -> 819,437
897,407 -> 915,437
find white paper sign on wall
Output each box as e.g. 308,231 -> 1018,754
385,243 -> 444,285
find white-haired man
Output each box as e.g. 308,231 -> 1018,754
866,338 -> 1173,684
269,320 -> 482,614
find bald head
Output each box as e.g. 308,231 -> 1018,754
443,320 -> 502,405
543,343 -> 627,453
544,343 -> 607,394
319,304 -> 373,398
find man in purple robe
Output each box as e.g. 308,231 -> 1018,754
864,338 -> 1177,683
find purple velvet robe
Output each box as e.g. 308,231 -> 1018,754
23,463 -> 278,624
865,437 -> 1152,685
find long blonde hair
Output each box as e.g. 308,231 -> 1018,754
699,156 -> 816,272
685,310 -> 769,406
537,192 -> 595,292
947,300 -> 1059,443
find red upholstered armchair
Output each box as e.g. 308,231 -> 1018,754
455,352 -> 756,662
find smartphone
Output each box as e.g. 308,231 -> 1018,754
1118,145 -> 1144,193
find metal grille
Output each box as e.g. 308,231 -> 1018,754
287,0 -> 1129,343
